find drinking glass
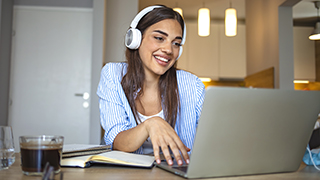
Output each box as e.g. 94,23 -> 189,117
19,135 -> 64,175
0,126 -> 15,170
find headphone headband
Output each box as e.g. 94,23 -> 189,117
130,5 -> 162,29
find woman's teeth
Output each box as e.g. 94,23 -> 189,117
155,56 -> 169,62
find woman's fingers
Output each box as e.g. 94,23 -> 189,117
168,141 -> 183,165
144,117 -> 190,166
184,145 -> 191,164
153,145 -> 162,164
152,135 -> 174,165
160,143 -> 173,165
169,137 -> 190,165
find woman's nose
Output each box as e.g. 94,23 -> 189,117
161,42 -> 173,54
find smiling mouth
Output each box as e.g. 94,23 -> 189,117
154,56 -> 169,63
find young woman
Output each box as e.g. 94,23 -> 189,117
97,5 -> 205,166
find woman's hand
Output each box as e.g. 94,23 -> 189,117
143,116 -> 190,166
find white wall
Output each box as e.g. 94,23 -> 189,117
246,0 -> 300,89
293,26 -> 316,81
104,0 -> 138,64
246,0 -> 283,88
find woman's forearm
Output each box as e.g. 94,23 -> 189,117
112,122 -> 149,152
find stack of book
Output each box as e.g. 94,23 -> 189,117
62,144 -> 111,158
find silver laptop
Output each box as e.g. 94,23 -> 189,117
156,87 -> 320,178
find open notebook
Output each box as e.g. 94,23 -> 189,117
156,87 -> 320,178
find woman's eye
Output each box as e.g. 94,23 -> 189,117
173,42 -> 182,47
154,36 -> 163,41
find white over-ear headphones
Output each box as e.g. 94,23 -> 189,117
125,5 -> 186,60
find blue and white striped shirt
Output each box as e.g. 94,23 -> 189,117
97,62 -> 205,154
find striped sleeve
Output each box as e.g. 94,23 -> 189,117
176,70 -> 205,152
195,77 -> 206,126
97,63 -> 136,149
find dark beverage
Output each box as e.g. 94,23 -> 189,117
19,136 -> 64,176
20,146 -> 62,173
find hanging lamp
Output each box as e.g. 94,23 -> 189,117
198,7 -> 210,37
309,1 -> 320,40
225,1 -> 237,37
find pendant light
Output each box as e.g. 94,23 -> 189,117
225,1 -> 237,37
198,7 -> 210,37
309,1 -> 320,40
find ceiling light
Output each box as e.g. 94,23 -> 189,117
225,5 -> 237,37
309,22 -> 320,40
198,8 -> 210,37
309,1 -> 320,40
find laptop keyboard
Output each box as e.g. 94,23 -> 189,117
172,165 -> 188,173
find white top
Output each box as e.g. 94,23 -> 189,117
138,110 -> 164,154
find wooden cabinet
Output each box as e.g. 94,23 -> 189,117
177,23 -> 316,81
177,21 -> 246,80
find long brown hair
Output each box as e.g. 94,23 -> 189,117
121,5 -> 185,128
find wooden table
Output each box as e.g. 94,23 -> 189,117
0,154 -> 319,180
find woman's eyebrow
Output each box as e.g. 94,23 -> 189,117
153,30 -> 182,40
154,30 -> 168,36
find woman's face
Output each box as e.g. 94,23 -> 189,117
138,19 -> 183,78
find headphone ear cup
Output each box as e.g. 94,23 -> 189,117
125,28 -> 142,49
177,46 -> 183,60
